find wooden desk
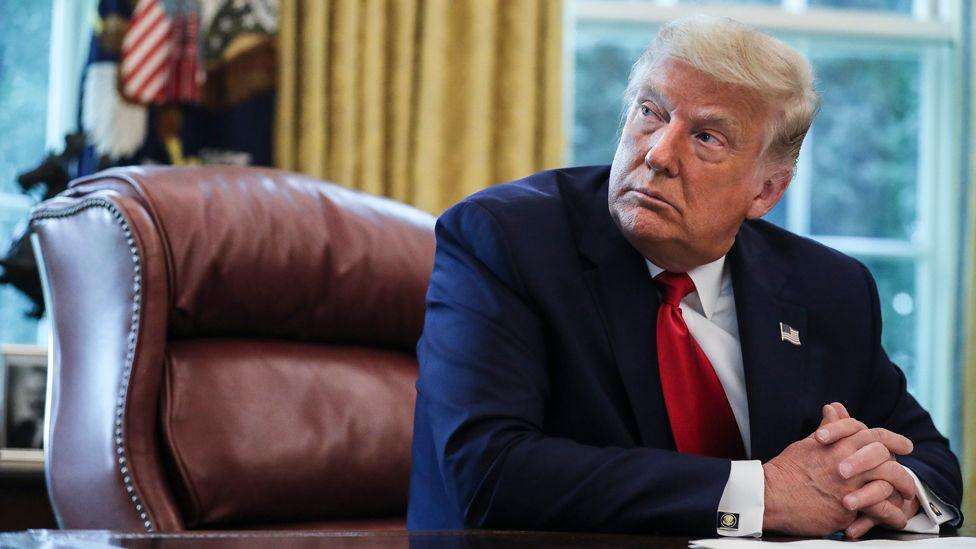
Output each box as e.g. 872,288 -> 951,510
0,528 -> 973,548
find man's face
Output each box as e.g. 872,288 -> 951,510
608,59 -> 789,270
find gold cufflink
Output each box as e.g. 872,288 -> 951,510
718,512 -> 739,530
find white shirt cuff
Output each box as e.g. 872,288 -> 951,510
716,460 -> 764,537
898,465 -> 957,534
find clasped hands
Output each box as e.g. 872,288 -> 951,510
762,402 -> 920,538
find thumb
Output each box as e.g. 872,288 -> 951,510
831,402 -> 852,420
819,403 -> 838,427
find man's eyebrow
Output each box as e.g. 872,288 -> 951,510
635,87 -> 745,140
692,110 -> 743,139
637,85 -> 672,111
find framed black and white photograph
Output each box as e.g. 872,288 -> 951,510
0,345 -> 47,452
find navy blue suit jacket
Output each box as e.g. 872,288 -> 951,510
407,165 -> 962,534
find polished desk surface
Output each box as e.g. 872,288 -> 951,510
0,528 -> 974,548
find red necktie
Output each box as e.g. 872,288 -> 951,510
654,271 -> 745,459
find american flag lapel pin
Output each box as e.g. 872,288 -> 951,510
779,322 -> 801,346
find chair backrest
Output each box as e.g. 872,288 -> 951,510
30,166 -> 436,531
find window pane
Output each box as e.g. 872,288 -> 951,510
859,257 -> 917,391
0,0 -> 53,345
808,0 -> 913,14
0,0 -> 53,195
807,52 -> 920,239
763,195 -> 788,227
0,204 -> 39,344
573,23 -> 649,166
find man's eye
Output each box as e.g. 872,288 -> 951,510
639,104 -> 653,117
696,132 -> 718,144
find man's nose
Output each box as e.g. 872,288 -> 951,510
644,125 -> 679,178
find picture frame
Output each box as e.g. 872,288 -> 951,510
0,345 -> 47,454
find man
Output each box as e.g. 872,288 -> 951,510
407,16 -> 962,538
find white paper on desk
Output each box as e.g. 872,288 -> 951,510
689,537 -> 976,549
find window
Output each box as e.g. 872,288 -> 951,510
0,0 -> 53,345
569,0 -> 966,440
0,0 -> 93,346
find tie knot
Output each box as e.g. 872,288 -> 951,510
654,271 -> 696,306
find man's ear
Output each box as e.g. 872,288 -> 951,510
746,162 -> 792,220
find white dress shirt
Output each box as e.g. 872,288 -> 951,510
645,256 -> 956,537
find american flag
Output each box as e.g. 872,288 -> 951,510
119,0 -> 173,104
163,1 -> 201,102
779,322 -> 801,346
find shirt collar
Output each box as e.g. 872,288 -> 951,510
645,255 -> 727,319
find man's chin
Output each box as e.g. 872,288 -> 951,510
613,199 -> 670,227
612,208 -> 678,248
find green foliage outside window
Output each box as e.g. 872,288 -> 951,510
0,0 -> 52,344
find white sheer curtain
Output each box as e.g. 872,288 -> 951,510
45,0 -> 98,150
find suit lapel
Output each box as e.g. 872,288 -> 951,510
577,181 -> 672,448
571,175 -> 811,455
729,224 -> 809,460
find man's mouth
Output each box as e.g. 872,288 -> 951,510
630,188 -> 674,210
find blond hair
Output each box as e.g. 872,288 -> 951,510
624,15 -> 819,166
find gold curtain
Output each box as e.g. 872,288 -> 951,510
275,0 -> 564,214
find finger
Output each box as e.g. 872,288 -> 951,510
862,461 -> 917,501
830,402 -> 851,420
900,493 -> 921,518
839,441 -> 891,479
859,497 -> 909,530
819,404 -> 840,428
842,479 -> 894,511
845,516 -> 878,539
819,404 -> 838,427
877,428 -> 913,455
814,417 -> 867,444
847,427 -> 913,456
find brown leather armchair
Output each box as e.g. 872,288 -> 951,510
30,166 -> 435,531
